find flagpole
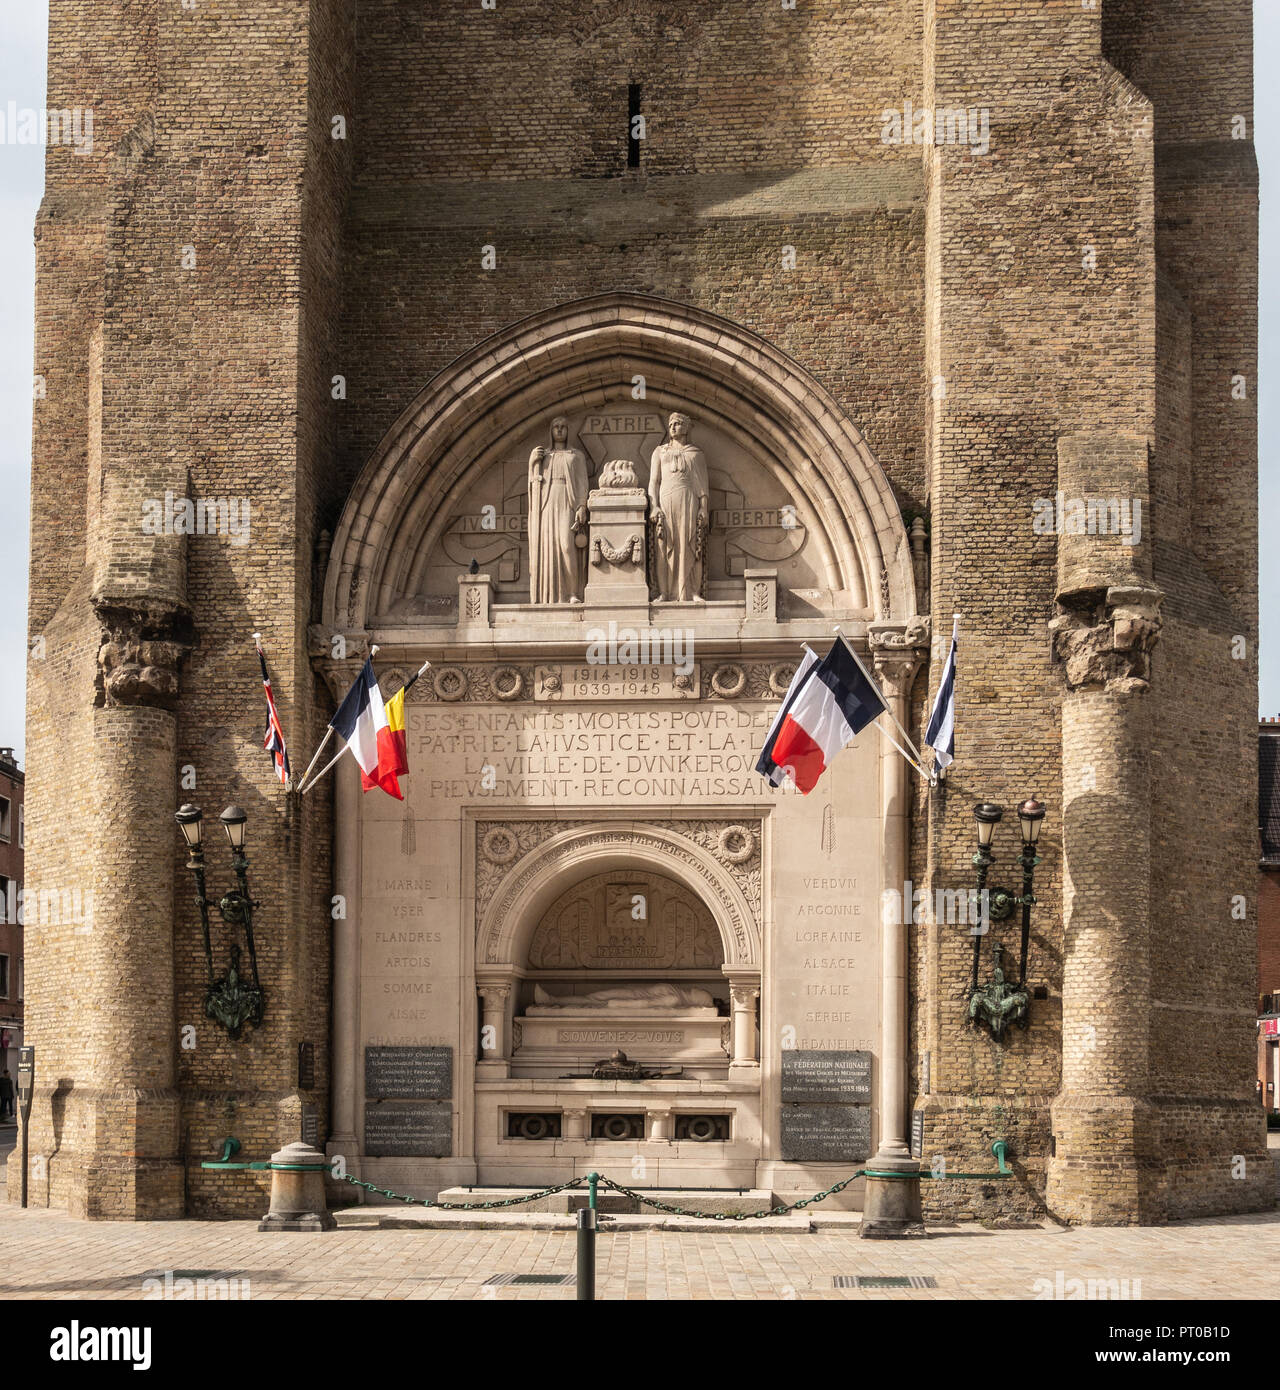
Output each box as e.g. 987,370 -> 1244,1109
833,626 -> 930,769
295,727 -> 333,795
867,722 -> 928,789
299,741 -> 351,796
296,644 -> 379,795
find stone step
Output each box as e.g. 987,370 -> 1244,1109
334,1206 -> 858,1233
429,1185 -> 780,1215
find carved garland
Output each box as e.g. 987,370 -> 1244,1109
591,534 -> 645,566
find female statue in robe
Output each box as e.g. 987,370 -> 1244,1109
527,416 -> 589,604
648,411 -> 709,602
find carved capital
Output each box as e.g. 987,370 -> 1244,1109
1050,583 -> 1163,694
478,984 -> 512,1006
730,985 -> 760,1009
94,600 -> 192,709
868,616 -> 929,700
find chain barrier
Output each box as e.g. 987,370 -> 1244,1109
336,1169 -> 867,1220
337,1173 -> 588,1210
592,1172 -> 866,1220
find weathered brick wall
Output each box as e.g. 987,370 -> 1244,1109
20,0 -> 1263,1223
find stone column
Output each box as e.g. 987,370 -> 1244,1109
563,1108 -> 588,1141
1045,432 -> 1163,1224
477,983 -> 511,1074
861,624 -> 927,1237
1047,591 -> 1163,1219
328,751 -> 361,1160
730,985 -> 759,1066
649,1110 -> 672,1142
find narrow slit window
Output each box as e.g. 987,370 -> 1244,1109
627,84 -> 642,168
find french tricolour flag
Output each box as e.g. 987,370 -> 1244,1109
766,638 -> 887,794
755,646 -> 820,786
331,658 -> 390,792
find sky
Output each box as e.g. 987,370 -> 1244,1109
0,9 -> 1275,769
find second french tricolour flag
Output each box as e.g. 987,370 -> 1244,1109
766,638 -> 887,794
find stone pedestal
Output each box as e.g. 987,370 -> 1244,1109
859,1161 -> 926,1239
582,485 -> 650,618
259,1142 -> 337,1232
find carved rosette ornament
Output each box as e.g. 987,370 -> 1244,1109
1048,584 -> 1163,694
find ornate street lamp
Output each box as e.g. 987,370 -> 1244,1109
966,797 -> 1046,1040
176,803 -> 266,1040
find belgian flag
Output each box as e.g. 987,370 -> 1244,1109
369,660 -> 428,799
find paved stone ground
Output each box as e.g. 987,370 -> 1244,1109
2,1196 -> 1279,1301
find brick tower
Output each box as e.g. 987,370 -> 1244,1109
16,0 -> 1268,1223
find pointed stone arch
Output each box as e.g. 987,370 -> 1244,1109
322,293 -> 915,629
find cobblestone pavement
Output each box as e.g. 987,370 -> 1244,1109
3,1200 -> 1279,1301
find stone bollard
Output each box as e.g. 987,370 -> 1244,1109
258,1141 -> 336,1232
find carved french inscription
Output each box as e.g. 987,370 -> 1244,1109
556,1029 -> 684,1045
365,1103 -> 453,1157
411,705 -> 773,802
365,1045 -> 453,1100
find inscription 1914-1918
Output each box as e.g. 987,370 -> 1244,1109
365,1045 -> 453,1100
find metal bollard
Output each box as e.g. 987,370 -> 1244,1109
576,1207 -> 597,1300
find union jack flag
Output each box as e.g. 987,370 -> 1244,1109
257,640 -> 291,786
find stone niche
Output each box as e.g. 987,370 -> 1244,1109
411,395 -> 823,613
510,870 -> 732,1079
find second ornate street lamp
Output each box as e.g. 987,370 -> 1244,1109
966,797 -> 1046,1040
176,803 -> 266,1040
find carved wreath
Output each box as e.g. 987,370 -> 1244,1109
432,666 -> 468,702
715,825 -> 756,865
491,666 -> 524,701
591,534 -> 645,566
710,664 -> 747,699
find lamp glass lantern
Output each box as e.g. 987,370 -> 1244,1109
219,805 -> 248,851
973,803 -> 1003,849
1017,797 -> 1046,846
175,804 -> 203,849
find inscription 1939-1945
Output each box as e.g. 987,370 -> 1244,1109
780,1049 -> 872,1104
365,1045 -> 453,1101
